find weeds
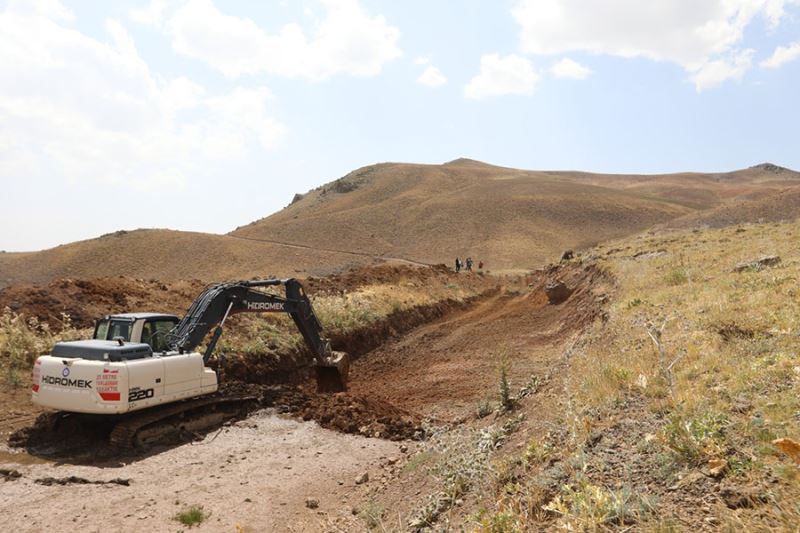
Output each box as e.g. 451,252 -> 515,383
477,399 -> 493,418
661,410 -> 728,466
359,499 -> 385,530
544,481 -> 655,530
174,505 -> 208,527
0,308 -> 85,385
664,268 -> 688,286
409,416 -> 525,531
498,352 -> 513,412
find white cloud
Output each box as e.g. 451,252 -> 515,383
417,65 -> 447,87
161,0 -> 402,80
464,54 -> 539,100
511,0 -> 796,88
0,6 -> 285,192
761,41 -> 800,68
129,0 -> 168,28
7,0 -> 74,22
414,56 -> 431,65
689,49 -> 754,91
550,57 -> 592,79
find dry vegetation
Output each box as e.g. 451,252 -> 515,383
0,266 -> 494,388
473,221 -> 800,531
233,160 -> 800,272
216,272 -> 494,372
0,309 -> 88,386
5,160 -> 797,288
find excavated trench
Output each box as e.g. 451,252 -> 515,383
9,263 -> 608,464
9,293 -> 491,461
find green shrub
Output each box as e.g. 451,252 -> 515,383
174,505 -> 208,527
664,268 -> 688,286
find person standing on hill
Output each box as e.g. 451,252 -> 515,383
478,260 -> 484,271
466,257 -> 473,272
455,257 -> 461,272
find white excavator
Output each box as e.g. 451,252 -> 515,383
30,278 -> 349,448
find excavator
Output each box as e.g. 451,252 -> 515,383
30,278 -> 349,448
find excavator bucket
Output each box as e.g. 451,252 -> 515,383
315,351 -> 350,393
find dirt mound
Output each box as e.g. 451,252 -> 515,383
0,277 -> 205,328
304,263 -> 457,295
264,387 -> 423,441
0,263 -> 473,330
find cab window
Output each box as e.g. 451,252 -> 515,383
144,319 -> 178,352
94,319 -> 109,340
94,319 -> 132,341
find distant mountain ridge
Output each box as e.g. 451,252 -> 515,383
1,160 -> 799,287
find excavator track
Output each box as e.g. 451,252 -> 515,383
109,394 -> 258,450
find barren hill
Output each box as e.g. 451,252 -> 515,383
663,186 -> 800,230
0,229 -> 378,288
230,160 -> 800,270
2,160 -> 798,287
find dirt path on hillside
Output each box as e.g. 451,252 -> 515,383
227,234 -> 432,268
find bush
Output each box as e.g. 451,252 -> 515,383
174,505 -> 208,527
498,352 -> 513,412
661,410 -> 728,466
664,268 -> 688,286
0,308 -> 84,385
544,481 -> 654,529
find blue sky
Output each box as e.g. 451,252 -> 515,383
1,0 -> 799,251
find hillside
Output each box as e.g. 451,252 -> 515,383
231,159 -> 800,270
663,186 -> 800,230
1,160 -> 799,287
0,229 -> 378,288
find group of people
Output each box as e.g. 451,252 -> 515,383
454,256 -> 482,272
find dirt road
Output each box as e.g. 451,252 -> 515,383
1,411 -> 402,533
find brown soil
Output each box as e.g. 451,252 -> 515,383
265,387 -> 423,441
232,160 -> 800,272
0,277 -> 206,328
5,161 -> 798,289
0,263 -> 471,330
2,259 -> 611,532
347,264 -> 609,419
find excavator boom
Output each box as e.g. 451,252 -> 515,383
168,278 -> 348,392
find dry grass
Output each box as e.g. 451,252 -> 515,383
563,221 -> 800,527
3,162 -> 797,285
229,161 -> 799,272
213,276 -> 489,362
0,308 -> 88,385
472,221 -> 800,530
0,228 -> 371,287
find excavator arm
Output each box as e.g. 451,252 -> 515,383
167,279 -> 348,392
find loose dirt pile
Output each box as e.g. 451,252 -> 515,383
10,382 -> 423,460
264,387 -> 424,441
0,277 -> 205,328
303,263 -> 479,295
0,263 -> 482,329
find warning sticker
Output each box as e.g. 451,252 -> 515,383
96,369 -> 120,401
